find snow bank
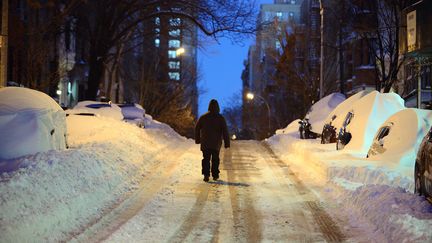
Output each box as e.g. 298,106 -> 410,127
275,119 -> 300,135
0,87 -> 67,160
305,93 -> 346,133
67,101 -> 123,120
0,115 -> 191,242
342,91 -> 405,155
368,109 -> 432,168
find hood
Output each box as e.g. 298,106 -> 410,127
208,99 -> 220,114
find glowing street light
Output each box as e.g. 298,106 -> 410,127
246,92 -> 271,137
176,47 -> 185,56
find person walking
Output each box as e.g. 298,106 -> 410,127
195,99 -> 230,182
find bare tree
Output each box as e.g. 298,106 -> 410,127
353,0 -> 409,92
72,0 -> 257,100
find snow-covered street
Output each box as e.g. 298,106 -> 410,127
2,90 -> 432,242
75,141 -> 345,242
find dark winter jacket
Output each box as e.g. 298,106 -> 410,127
195,99 -> 230,151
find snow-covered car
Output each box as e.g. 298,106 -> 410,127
415,123 -> 432,200
117,103 -> 145,128
334,91 -> 405,154
66,101 -> 123,120
367,109 -> 432,161
0,87 -> 67,160
300,92 -> 345,139
321,90 -> 370,144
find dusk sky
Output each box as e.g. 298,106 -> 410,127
197,0 -> 273,115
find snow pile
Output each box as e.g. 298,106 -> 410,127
367,108 -> 432,168
275,119 -> 300,135
341,91 -> 405,155
305,93 -> 346,133
0,115 -> 191,242
0,87 -> 67,160
324,90 -> 370,132
67,101 -> 123,120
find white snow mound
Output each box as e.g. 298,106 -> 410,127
368,108 -> 432,167
305,93 -> 346,133
0,87 -> 67,159
343,91 -> 405,155
67,101 -> 123,120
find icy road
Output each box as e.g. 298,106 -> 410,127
74,141 -> 347,242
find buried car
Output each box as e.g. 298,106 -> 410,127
66,101 -> 124,120
300,92 -> 345,139
334,91 -> 405,154
118,103 -> 146,128
415,121 -> 432,199
0,87 -> 67,160
367,109 -> 432,162
321,90 -> 370,144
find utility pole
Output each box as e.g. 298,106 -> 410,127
319,0 -> 324,99
0,0 -> 8,87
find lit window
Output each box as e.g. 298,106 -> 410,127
289,12 -> 294,17
168,50 -> 177,58
290,0 -> 296,4
168,72 -> 180,80
276,12 -> 282,18
169,18 -> 181,26
169,61 -> 180,69
155,39 -> 160,47
276,40 -> 281,49
169,29 -> 181,37
155,28 -> 160,34
155,17 -> 160,25
169,40 -> 181,48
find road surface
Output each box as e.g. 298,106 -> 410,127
73,141 -> 348,242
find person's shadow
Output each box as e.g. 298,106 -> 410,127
207,180 -> 250,187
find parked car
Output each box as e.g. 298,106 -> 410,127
66,101 -> 123,120
321,90 -> 370,144
336,111 -> 354,150
117,103 -> 145,128
367,108 -> 432,161
415,126 -> 432,200
321,115 -> 337,144
0,87 -> 67,160
332,91 -> 404,154
303,92 -> 345,138
298,119 -> 317,139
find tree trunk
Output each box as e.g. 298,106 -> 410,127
86,54 -> 105,100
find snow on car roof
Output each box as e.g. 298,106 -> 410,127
305,92 -> 346,134
0,87 -> 62,114
68,100 -> 123,120
324,90 -> 371,132
368,108 -> 432,166
343,91 -> 405,154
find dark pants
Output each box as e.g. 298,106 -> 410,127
202,149 -> 220,177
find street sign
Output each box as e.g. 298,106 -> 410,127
407,10 -> 416,52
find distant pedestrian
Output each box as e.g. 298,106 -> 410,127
195,99 -> 230,182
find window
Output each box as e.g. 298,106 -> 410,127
376,126 -> 391,142
155,39 -> 160,47
290,0 -> 296,4
168,50 -> 177,58
155,17 -> 160,26
168,72 -> 180,80
155,28 -> 160,34
169,61 -> 180,69
276,12 -> 283,19
289,12 -> 294,17
275,40 -> 281,49
169,29 -> 181,37
169,18 -> 181,26
169,40 -> 181,48
343,112 -> 354,127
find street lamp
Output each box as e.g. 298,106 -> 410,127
176,47 -> 185,56
246,92 -> 271,137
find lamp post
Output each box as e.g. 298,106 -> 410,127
246,92 -> 271,137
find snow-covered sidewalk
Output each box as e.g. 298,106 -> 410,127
0,115 -> 193,242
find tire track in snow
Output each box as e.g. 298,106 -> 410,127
69,143 -> 192,243
262,142 -> 346,242
224,142 -> 263,242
